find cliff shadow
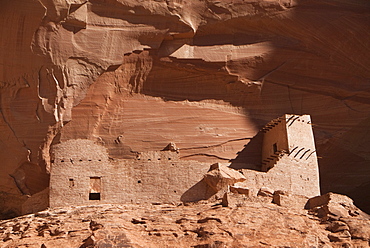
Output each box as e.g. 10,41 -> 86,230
229,131 -> 263,171
181,131 -> 263,203
180,179 -> 217,203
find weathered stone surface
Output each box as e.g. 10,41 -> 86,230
80,235 -> 96,248
1,197 -> 369,247
272,190 -> 309,210
307,193 -> 370,246
328,230 -> 351,242
327,221 -> 349,233
257,187 -> 274,197
21,188 -> 49,216
221,192 -> 249,208
306,192 -> 369,220
307,193 -> 354,210
229,186 -> 251,196
0,200 -> 344,247
203,163 -> 246,192
342,218 -> 370,241
317,204 -> 350,219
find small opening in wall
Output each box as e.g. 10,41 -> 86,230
79,159 -> 83,161
148,159 -> 151,161
89,177 -> 101,201
69,178 -> 74,187
51,160 -> 54,163
273,143 -> 278,153
158,158 -> 161,160
89,193 -> 100,200
88,159 -> 92,161
138,180 -> 142,183
61,160 -> 64,162
98,159 -> 101,161
168,158 -> 171,160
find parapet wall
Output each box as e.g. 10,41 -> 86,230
52,139 -> 109,163
136,150 -> 179,162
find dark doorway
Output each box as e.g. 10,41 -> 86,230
89,177 -> 101,201
273,143 -> 278,153
89,192 -> 101,200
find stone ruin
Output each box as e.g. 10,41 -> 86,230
49,114 -> 320,208
235,113 -> 320,198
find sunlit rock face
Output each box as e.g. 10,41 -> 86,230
0,0 -> 369,218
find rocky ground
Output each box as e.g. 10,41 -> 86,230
1,193 -> 369,248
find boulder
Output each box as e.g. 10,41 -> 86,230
327,230 -> 351,242
80,235 -> 96,248
203,163 -> 246,192
229,186 -> 251,196
221,192 -> 249,208
257,187 -> 274,197
272,191 -> 309,210
326,221 -> 349,233
306,193 -> 353,209
21,188 -> 49,215
306,193 -> 356,218
161,142 -> 179,152
316,204 -> 349,219
65,3 -> 88,28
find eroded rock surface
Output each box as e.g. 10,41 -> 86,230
1,193 -> 369,248
1,0 -> 370,218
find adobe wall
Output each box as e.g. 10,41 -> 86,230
285,114 -> 320,196
286,114 -> 317,160
50,139 -> 210,208
239,154 -> 320,197
241,114 -> 320,197
261,116 -> 288,161
261,116 -> 288,171
50,113 -> 321,208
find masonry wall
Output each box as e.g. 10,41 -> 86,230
286,114 -> 317,160
50,114 -> 321,208
261,116 -> 288,171
239,114 -> 320,198
50,140 -> 210,208
239,154 -> 319,198
285,114 -> 320,197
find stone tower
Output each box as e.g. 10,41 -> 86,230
260,114 -> 320,197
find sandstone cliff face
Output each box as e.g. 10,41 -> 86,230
1,0 -> 370,218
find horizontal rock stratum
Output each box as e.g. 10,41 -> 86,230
0,0 -> 370,219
